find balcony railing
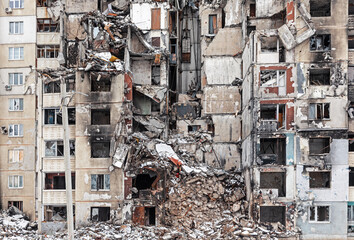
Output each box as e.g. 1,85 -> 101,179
43,190 -> 75,204
259,120 -> 278,132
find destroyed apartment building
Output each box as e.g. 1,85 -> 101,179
1,0 -> 354,239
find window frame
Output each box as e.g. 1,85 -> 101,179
91,174 -> 110,191
309,103 -> 330,120
8,149 -> 24,163
309,205 -> 330,223
309,171 -> 331,189
37,45 -> 60,58
8,175 -> 24,189
260,70 -> 286,87
37,19 -> 59,33
9,98 -> 24,111
9,0 -> 24,9
310,34 -> 331,52
8,47 -> 24,60
309,137 -> 331,155
44,108 -> 62,125
8,124 -> 23,137
9,73 -> 23,85
44,81 -> 60,93
9,21 -> 24,35
208,14 -> 217,35
44,140 -> 75,157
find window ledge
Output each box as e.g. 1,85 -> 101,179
8,59 -> 24,61
8,136 -> 23,138
90,189 -> 110,192
308,221 -> 330,224
8,110 -> 24,112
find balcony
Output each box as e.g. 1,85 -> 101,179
43,190 -> 75,204
37,33 -> 60,45
42,158 -> 75,172
259,120 -> 278,132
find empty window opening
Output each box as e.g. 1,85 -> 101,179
310,35 -> 331,51
247,26 -> 256,36
260,104 -> 285,129
169,66 -> 177,91
249,3 -> 256,17
44,81 -> 60,93
188,125 -> 201,132
151,37 -> 160,48
145,207 -> 156,226
260,206 -> 286,225
133,174 -> 157,190
350,168 -> 354,186
91,174 -> 110,190
259,138 -> 286,165
91,109 -> 110,125
309,69 -> 330,85
45,173 -> 75,190
44,206 -> 71,221
260,70 -> 285,87
151,66 -> 160,85
169,11 -> 177,36
90,72 -> 111,92
349,32 -> 354,50
309,138 -> 330,154
66,78 -> 75,92
349,135 -> 354,152
260,172 -> 286,197
310,0 -> 331,17
8,201 -> 23,211
91,207 -> 110,222
309,171 -> 330,188
260,36 -> 278,53
91,140 -> 110,158
151,101 -> 160,113
170,39 -> 177,64
309,103 -> 330,120
208,15 -> 217,34
310,206 -> 329,222
350,0 -> 354,15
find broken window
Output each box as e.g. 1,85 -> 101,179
249,3 -> 256,17
45,141 -> 63,157
260,172 -> 286,197
260,70 -> 285,87
260,36 -> 278,53
8,149 -> 23,163
91,174 -> 110,191
309,137 -> 330,154
44,109 -> 62,125
310,206 -> 330,222
8,175 -> 23,188
208,15 -> 217,34
45,173 -> 75,190
37,45 -> 60,58
182,30 -> 191,63
151,66 -> 160,85
91,207 -> 110,222
259,138 -> 286,165
37,0 -> 52,7
310,35 -> 331,51
44,206 -> 70,221
151,8 -> 161,30
309,103 -> 330,120
350,168 -> 354,186
309,69 -> 330,85
309,171 -> 330,188
260,104 -> 285,129
188,125 -> 201,132
132,173 -> 157,198
133,206 -> 156,226
90,72 -> 111,92
260,206 -> 285,225
350,0 -> 354,15
8,124 -> 23,137
310,0 -> 331,17
37,19 -> 59,32
44,81 -> 60,93
8,201 -> 23,211
66,78 -> 75,92
9,98 -> 23,111
91,109 -> 110,125
91,140 -> 110,158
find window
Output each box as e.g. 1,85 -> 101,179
66,78 -> 75,92
9,47 -> 24,60
259,138 -> 286,165
260,104 -> 285,129
350,0 -> 354,15
44,81 -> 60,93
91,109 -> 110,125
91,207 -> 110,221
260,172 -> 286,197
250,3 -> 256,17
9,0 -> 24,8
309,138 -> 330,154
9,73 -> 23,85
188,125 -> 201,132
8,201 -> 23,211
37,45 -> 59,58
309,69 -> 330,85
310,35 -> 331,51
348,205 -> 354,222
260,206 -> 285,225
44,109 -> 62,125
208,15 -> 217,34
260,36 -> 278,53
8,175 -> 23,188
260,70 -> 285,87
310,0 -> 330,17
90,72 -> 111,92
9,22 -> 23,34
151,37 -> 160,48
45,173 -> 75,189
350,135 -> 354,152
37,19 -> 59,32
68,108 -> 75,125
182,30 -> 191,63
91,140 -> 110,158
91,174 -> 110,190
9,98 -> 23,111
310,206 -> 329,222
37,0 -> 52,7
309,103 -> 330,120
151,66 -> 160,85
9,149 -> 23,163
349,33 -> 354,50
350,168 -> 354,186
9,124 -> 23,137
309,171 -> 330,188
45,140 -> 75,157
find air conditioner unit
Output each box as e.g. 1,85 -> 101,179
5,7 -> 12,13
5,85 -> 12,91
